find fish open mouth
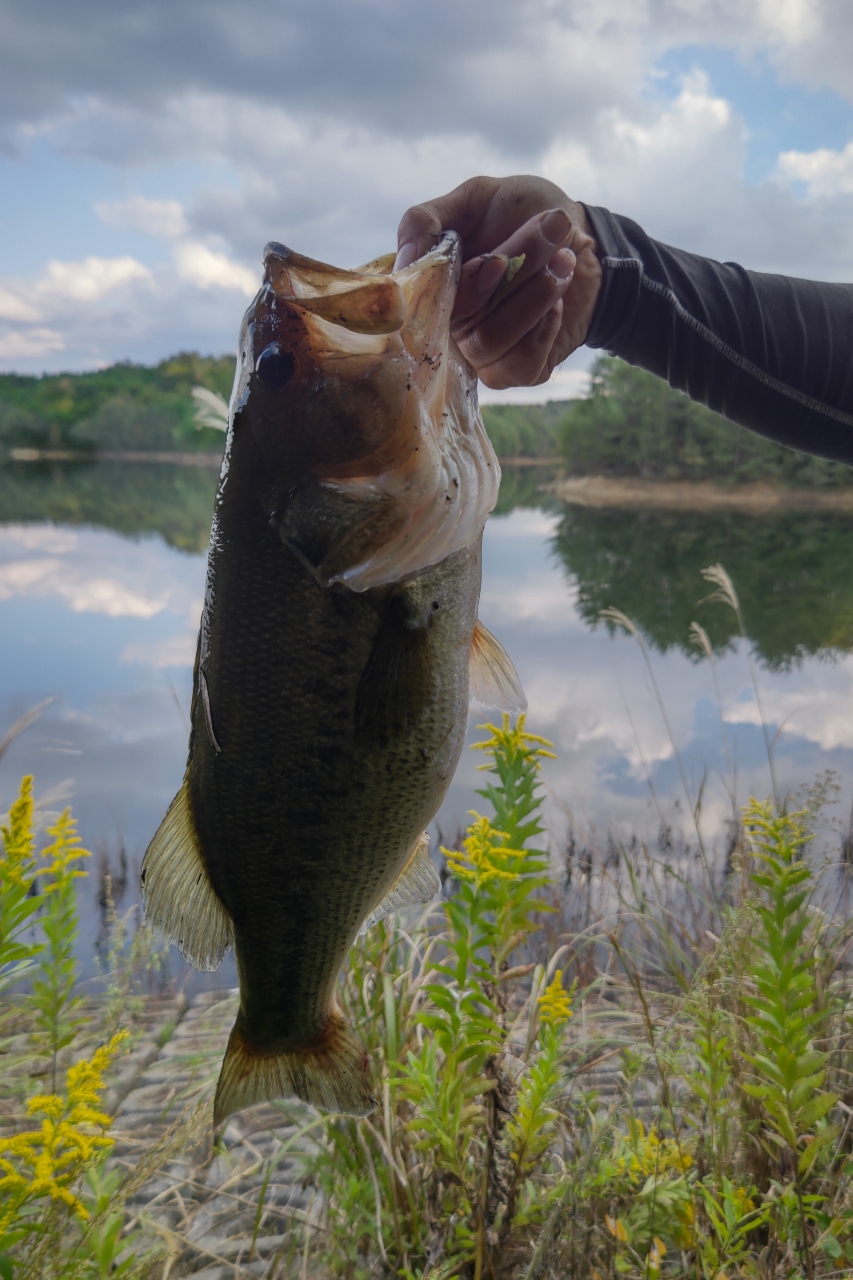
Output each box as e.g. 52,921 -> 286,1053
228,232 -> 499,591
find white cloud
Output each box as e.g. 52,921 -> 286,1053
2,0 -> 853,374
0,286 -> 40,322
3,524 -> 79,552
776,141 -> 853,198
544,71 -> 744,228
0,557 -> 169,617
755,0 -> 821,47
173,242 -> 258,296
0,525 -> 205,625
95,195 -> 189,238
0,327 -> 64,359
121,632 -> 197,668
485,510 -> 562,540
722,662 -> 853,752
41,255 -> 151,302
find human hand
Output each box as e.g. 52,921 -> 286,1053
395,175 -> 601,389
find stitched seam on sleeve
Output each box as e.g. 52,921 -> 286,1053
600,256 -> 853,430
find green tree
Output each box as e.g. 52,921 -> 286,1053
558,356 -> 853,487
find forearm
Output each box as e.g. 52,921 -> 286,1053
583,205 -> 853,466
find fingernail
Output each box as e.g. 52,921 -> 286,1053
541,208 -> 571,246
474,255 -> 509,297
393,242 -> 418,271
547,248 -> 576,281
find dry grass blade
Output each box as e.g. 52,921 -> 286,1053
0,697 -> 55,766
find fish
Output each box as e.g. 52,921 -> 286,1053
140,232 -> 526,1126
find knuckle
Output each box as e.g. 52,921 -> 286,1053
458,324 -> 493,368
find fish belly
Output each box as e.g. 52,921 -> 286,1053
187,489 -> 479,1117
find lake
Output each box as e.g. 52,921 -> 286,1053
2,458 -> 853,978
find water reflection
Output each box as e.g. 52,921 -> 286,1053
551,505 -> 853,667
0,460 -> 218,553
7,460 -> 853,668
1,462 -> 852,979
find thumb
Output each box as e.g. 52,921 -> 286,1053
394,177 -> 503,269
394,203 -> 445,270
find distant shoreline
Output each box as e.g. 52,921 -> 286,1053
4,448 -> 565,470
547,474 -> 853,512
5,447 -> 224,468
6,451 -> 853,513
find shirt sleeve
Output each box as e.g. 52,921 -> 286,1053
582,204 -> 853,466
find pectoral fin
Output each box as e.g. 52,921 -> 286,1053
469,619 -> 527,712
355,601 -> 440,741
140,780 -> 234,972
360,833 -> 440,934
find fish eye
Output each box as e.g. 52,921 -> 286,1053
256,343 -> 296,390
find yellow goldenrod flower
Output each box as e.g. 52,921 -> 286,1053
41,809 -> 90,883
731,1185 -> 755,1214
614,1119 -> 692,1182
442,814 -> 524,888
538,971 -> 574,1029
0,1031 -> 128,1230
473,714 -> 556,770
676,1200 -> 696,1248
1,775 -> 36,886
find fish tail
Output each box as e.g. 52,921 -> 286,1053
213,1010 -> 375,1126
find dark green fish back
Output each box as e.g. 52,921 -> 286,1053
189,425 -> 479,1055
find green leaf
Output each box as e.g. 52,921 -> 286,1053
796,1092 -> 837,1130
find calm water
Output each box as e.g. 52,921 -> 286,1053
2,460 -> 853,975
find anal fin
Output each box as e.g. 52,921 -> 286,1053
469,618 -> 527,712
140,780 -> 234,972
360,832 -> 440,934
214,1009 -> 374,1125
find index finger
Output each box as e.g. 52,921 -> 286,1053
394,176 -> 502,269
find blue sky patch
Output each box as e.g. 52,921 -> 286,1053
652,45 -> 853,184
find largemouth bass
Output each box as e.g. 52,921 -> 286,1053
141,233 -> 525,1125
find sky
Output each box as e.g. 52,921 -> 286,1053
2,0 -> 853,403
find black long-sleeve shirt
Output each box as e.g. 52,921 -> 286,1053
583,205 -> 853,466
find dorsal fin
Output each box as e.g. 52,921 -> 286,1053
469,619 -> 527,712
140,780 -> 234,972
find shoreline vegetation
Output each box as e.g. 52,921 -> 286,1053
7,449 -> 853,515
5,721 -> 853,1278
2,353 -> 852,500
548,475 -> 853,511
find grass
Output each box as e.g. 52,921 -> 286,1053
2,568 -> 853,1278
254,717 -> 853,1280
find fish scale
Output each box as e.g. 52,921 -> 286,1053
141,233 -> 525,1124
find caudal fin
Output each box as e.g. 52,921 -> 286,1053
213,1010 -> 375,1126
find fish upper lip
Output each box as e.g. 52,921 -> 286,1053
262,233 -> 461,275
